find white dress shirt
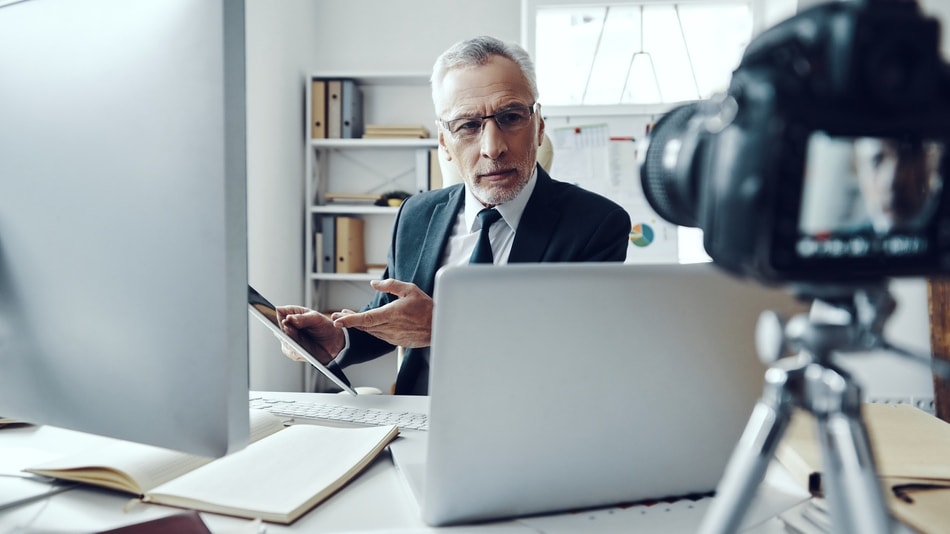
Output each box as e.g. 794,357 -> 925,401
440,168 -> 538,266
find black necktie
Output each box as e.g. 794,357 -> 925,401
469,208 -> 502,264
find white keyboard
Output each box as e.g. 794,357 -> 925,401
249,396 -> 429,431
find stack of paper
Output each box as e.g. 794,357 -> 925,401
776,403 -> 950,533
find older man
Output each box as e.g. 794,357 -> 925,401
277,36 -> 630,395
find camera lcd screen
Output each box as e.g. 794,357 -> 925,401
796,133 -> 944,260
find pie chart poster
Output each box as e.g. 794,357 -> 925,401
622,198 -> 679,264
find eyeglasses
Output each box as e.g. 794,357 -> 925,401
439,103 -> 538,141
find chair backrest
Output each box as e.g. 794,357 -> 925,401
438,133 -> 554,187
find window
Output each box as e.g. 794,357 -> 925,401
526,0 -> 798,264
527,0 -> 798,108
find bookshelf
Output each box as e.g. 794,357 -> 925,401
303,72 -> 437,390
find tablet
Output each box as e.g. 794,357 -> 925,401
248,285 -> 357,396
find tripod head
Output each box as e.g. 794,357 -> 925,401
756,280 -> 950,381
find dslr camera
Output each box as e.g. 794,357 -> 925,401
639,0 -> 950,285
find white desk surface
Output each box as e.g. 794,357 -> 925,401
0,391 -> 809,533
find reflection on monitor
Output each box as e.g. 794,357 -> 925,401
0,0 -> 249,457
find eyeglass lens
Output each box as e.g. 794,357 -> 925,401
445,105 -> 535,139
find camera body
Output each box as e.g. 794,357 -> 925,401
640,0 -> 950,285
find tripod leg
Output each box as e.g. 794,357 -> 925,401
809,366 -> 892,533
698,370 -> 794,534
816,412 -> 892,533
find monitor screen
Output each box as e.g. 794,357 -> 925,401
0,0 -> 249,456
796,132 -> 944,261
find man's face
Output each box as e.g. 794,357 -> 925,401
436,55 -> 544,206
854,138 -> 935,231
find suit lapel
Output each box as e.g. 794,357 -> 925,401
415,185 -> 464,293
508,167 -> 559,263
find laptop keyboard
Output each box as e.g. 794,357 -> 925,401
249,396 -> 429,431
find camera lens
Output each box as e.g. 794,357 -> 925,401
639,102 -> 705,228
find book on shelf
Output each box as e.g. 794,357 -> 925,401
776,403 -> 950,533
24,410 -> 399,525
324,192 -> 381,204
362,123 -> 431,139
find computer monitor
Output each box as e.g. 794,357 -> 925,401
0,0 -> 249,457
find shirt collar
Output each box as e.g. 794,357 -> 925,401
464,167 -> 538,232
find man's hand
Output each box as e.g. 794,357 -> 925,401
331,279 -> 433,348
274,305 -> 346,365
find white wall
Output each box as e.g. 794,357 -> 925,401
303,0 -> 520,73
246,0 -> 324,391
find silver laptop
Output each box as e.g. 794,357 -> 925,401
391,262 -> 809,526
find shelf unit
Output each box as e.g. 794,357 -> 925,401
304,136 -> 438,310
302,73 -> 436,391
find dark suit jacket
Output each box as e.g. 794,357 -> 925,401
328,166 -> 631,395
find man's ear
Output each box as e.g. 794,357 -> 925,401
438,129 -> 452,161
537,114 -> 545,147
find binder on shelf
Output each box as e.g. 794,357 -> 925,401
326,80 -> 343,139
341,79 -> 364,139
314,231 -> 324,273
321,215 -> 336,274
415,149 -> 430,194
335,216 -> 366,274
310,80 -> 327,139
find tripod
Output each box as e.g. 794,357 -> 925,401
698,282 -> 911,534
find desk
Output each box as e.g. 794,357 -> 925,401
0,391 -> 808,533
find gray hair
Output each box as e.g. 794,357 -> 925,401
430,36 -> 539,116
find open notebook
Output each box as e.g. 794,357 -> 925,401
390,262 -> 809,526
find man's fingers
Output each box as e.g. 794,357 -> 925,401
276,305 -> 311,322
282,312 -> 310,331
370,278 -> 418,298
332,309 -> 380,329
